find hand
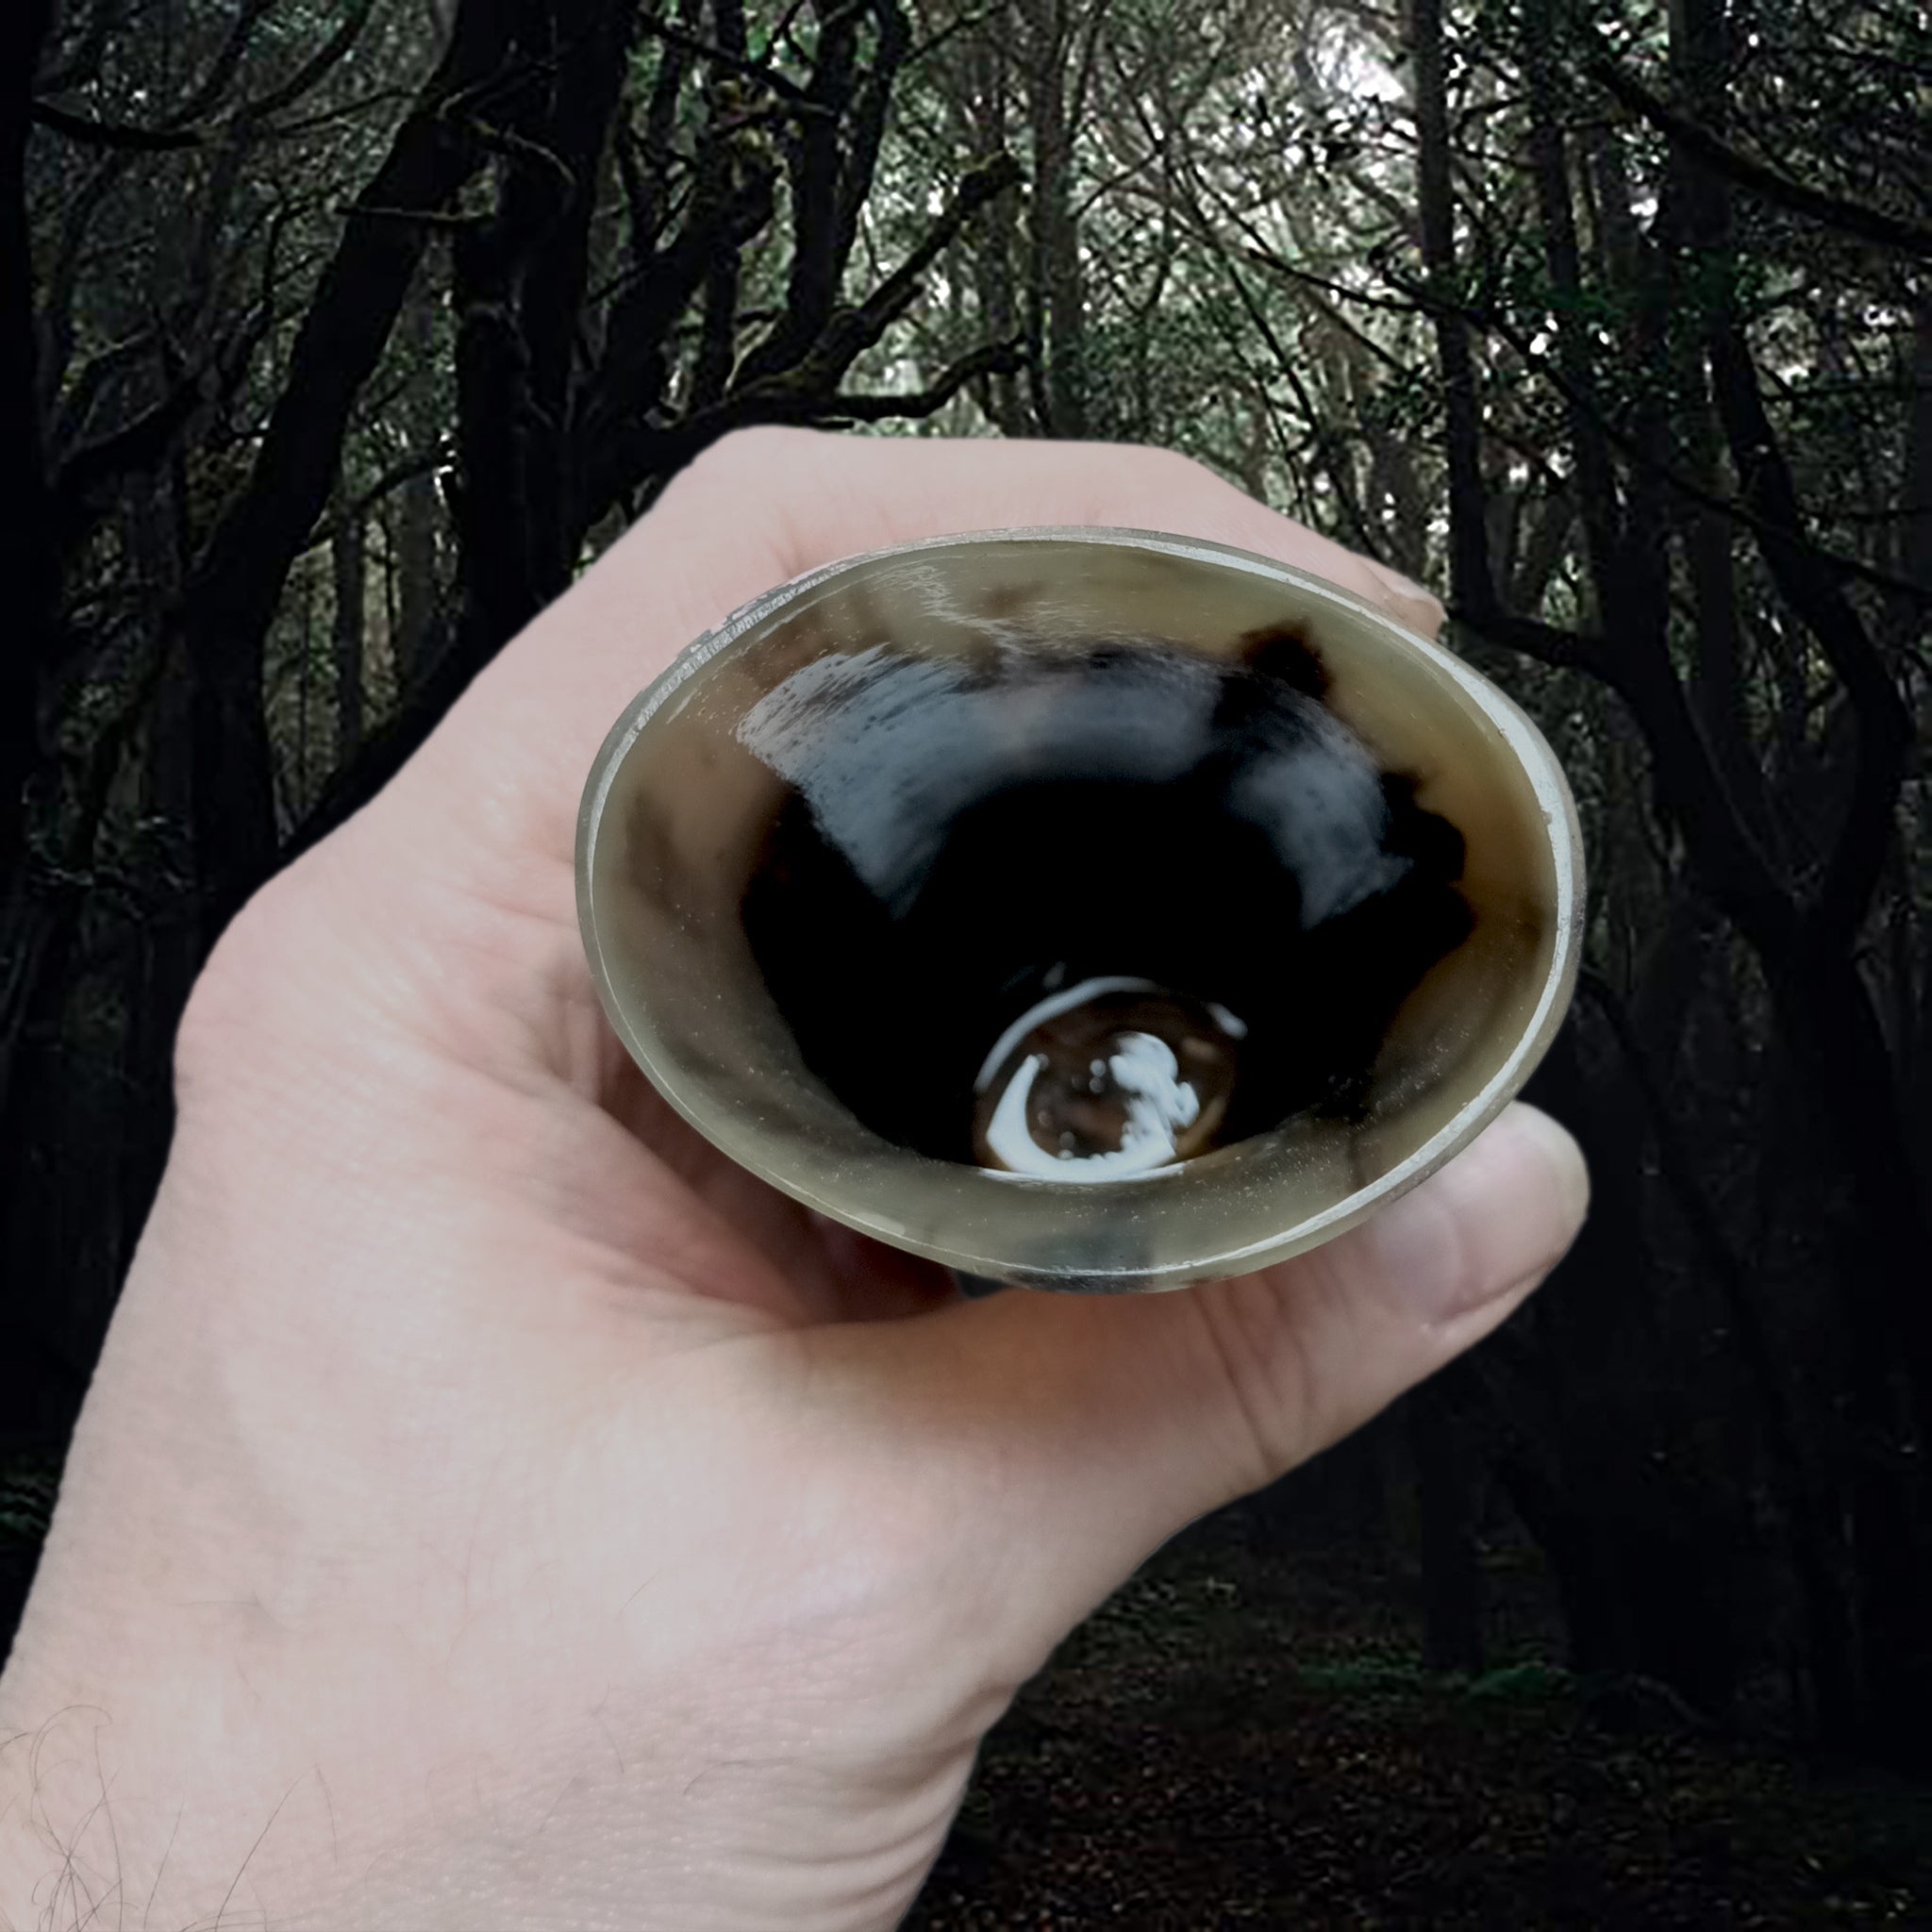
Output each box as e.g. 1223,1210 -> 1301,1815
0,431 -> 1588,1931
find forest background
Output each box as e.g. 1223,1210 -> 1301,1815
3,0 -> 1928,1918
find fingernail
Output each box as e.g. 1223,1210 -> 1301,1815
1361,560 -> 1444,634
1362,1105 -> 1590,1325
1366,560 -> 1431,601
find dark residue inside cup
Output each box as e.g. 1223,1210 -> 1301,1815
736,635 -> 1473,1176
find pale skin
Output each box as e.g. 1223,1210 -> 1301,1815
0,430 -> 1589,1931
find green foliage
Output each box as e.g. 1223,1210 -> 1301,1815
0,1455 -> 60,1549
1291,1657 -> 1580,1705
1466,1659 -> 1579,1703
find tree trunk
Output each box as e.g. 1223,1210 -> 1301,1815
0,0 -> 62,1155
118,635 -> 199,1286
393,291 -> 443,684
333,508 -> 366,771
1407,0 -> 1486,608
175,0 -> 519,947
0,0 -> 58,877
1020,0 -> 1087,437
958,33 -> 1029,437
1409,1381 -> 1485,1674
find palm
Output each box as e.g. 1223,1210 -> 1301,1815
183,796 -> 1015,1925
351,715 -> 958,1333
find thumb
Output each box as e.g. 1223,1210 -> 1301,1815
903,1103 -> 1587,1657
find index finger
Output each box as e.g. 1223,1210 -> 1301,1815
407,430 -> 1444,865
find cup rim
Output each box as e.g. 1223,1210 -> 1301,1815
576,525 -> 1584,1289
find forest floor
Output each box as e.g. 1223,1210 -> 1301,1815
905,1510 -> 1932,1929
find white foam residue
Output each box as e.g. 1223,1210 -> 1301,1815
983,1031 -> 1199,1182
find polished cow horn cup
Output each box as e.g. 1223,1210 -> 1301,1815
576,529 -> 1582,1291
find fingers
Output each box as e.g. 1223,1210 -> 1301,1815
600,1055 -> 955,1322
860,1104 -> 1587,1671
724,430 -> 1443,639
416,429 -> 1445,864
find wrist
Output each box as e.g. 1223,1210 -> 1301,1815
0,1658 -> 358,1932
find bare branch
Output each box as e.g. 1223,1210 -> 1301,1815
1591,57 -> 1932,260
33,0 -> 381,153
49,376 -> 203,530
28,99 -> 205,150
816,337 -> 1026,419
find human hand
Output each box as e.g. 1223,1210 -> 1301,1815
0,430 -> 1588,1931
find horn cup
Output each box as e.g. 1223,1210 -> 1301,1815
577,528 -> 1582,1291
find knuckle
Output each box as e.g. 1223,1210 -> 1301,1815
1138,442 -> 1208,486
692,423 -> 803,477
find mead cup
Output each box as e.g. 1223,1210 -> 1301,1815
576,528 -> 1582,1291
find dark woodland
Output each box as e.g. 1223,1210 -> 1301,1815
3,0 -> 1929,1917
